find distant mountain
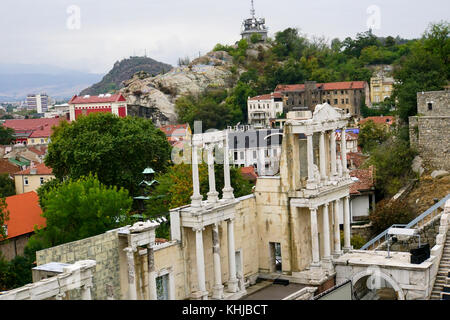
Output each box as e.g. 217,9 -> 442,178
0,64 -> 103,102
80,56 -> 172,96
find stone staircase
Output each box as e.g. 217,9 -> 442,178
430,232 -> 450,300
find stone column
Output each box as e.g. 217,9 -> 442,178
207,144 -> 219,203
147,245 -> 157,300
80,284 -> 92,300
322,203 -> 331,262
340,128 -> 348,177
212,223 -> 224,299
124,247 -> 137,300
222,133 -> 235,200
310,207 -> 320,267
191,142 -> 203,208
194,227 -> 208,299
227,218 -> 238,293
306,133 -> 315,188
333,199 -> 342,256
343,196 -> 352,252
330,129 -> 337,178
319,131 -> 327,182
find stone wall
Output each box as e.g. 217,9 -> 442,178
409,90 -> 450,171
409,116 -> 450,171
36,230 -> 121,300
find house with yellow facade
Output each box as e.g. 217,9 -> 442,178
370,76 -> 395,104
14,163 -> 55,195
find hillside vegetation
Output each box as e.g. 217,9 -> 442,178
80,56 -> 172,96
175,22 -> 449,131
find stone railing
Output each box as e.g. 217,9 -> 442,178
282,287 -> 317,300
0,260 -> 96,300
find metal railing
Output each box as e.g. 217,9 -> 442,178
361,193 -> 450,250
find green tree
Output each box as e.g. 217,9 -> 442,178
393,22 -> 449,122
369,199 -> 416,235
45,113 -> 171,195
358,120 -> 391,153
30,175 -> 133,248
0,126 -> 15,145
364,139 -> 416,198
0,174 -> 15,198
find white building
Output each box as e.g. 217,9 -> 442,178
26,94 -> 49,114
247,92 -> 283,128
228,126 -> 282,176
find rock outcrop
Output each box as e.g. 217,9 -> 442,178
120,51 -> 236,125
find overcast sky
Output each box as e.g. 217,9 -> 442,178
1,0 -> 448,74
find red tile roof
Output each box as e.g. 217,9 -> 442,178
160,124 -> 189,137
350,167 -> 375,195
14,163 -> 53,175
248,92 -> 282,101
3,191 -> 45,240
347,152 -> 368,169
359,116 -> 395,126
0,159 -> 20,175
69,93 -> 126,104
240,166 -> 258,181
336,131 -> 359,141
275,81 -> 367,92
3,118 -> 65,133
27,146 -> 47,156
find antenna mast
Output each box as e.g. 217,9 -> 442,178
250,0 -> 255,18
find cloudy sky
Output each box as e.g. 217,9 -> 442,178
2,0 -> 448,74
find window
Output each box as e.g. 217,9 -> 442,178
24,177 -> 29,185
428,102 -> 433,111
156,274 -> 169,300
341,90 -> 344,94
240,151 -> 244,160
265,149 -> 269,157
346,98 -> 349,104
31,139 -> 35,143
40,177 -> 45,185
334,99 -> 338,105
40,139 -> 44,144
341,99 -> 345,104
253,151 -> 257,159
273,149 -> 277,156
2,225 -> 6,237
234,152 -> 238,161
334,91 -> 337,94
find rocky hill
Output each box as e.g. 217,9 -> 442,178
80,56 -> 172,96
120,50 -> 237,124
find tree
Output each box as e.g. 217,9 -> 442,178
358,120 -> 390,153
30,175 -> 132,248
393,22 -> 449,122
369,199 -> 416,235
45,113 -> 171,196
0,198 -> 9,241
364,139 -> 416,198
0,174 -> 15,198
0,126 -> 15,145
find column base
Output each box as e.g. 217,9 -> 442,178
191,195 -> 203,208
222,188 -> 235,200
309,262 -> 321,269
332,251 -> 343,258
212,285 -> 224,300
207,191 -> 219,203
343,246 -> 353,253
226,279 -> 239,293
321,258 -> 334,271
191,291 -> 209,300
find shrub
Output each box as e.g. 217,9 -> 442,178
369,199 -> 416,235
